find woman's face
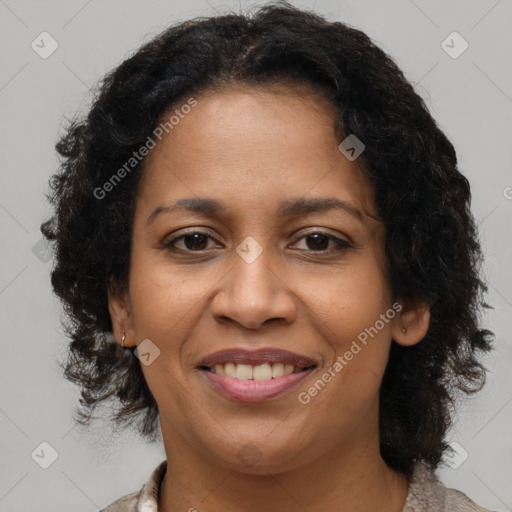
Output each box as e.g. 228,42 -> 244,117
109,84 -> 429,473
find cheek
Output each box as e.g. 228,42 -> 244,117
300,262 -> 392,347
128,250 -> 210,335
298,261 -> 394,406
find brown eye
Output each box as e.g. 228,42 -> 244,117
163,230 -> 220,253
305,233 -> 330,251
181,233 -> 209,251
290,231 -> 351,253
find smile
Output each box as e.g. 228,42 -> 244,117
206,362 -> 311,380
196,347 -> 318,401
198,364 -> 315,402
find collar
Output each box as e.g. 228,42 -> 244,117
120,459 -> 488,512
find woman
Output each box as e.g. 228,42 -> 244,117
41,3 -> 495,511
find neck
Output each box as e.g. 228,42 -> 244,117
158,412 -> 409,512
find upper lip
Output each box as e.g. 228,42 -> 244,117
197,348 -> 317,368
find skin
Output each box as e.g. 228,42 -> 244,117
108,83 -> 430,512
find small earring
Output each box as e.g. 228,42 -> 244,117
121,330 -> 126,347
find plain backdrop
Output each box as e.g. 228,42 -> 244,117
0,1 -> 511,511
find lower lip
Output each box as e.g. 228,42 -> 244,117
199,368 -> 314,402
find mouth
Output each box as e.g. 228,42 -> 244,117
198,362 -> 315,379
196,348 -> 317,402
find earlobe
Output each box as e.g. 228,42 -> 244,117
392,300 -> 430,347
107,282 -> 135,348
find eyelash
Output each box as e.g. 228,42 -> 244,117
162,229 -> 352,255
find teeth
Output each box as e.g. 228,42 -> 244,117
210,362 -> 307,380
271,363 -> 284,378
224,362 -> 236,378
236,364 -> 253,380
254,363 -> 272,381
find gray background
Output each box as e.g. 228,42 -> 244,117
0,0 -> 511,511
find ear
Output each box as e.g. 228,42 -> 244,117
391,298 -> 430,347
107,281 -> 135,348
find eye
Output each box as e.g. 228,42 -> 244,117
162,229 -> 351,255
163,230 -> 221,252
290,231 -> 351,252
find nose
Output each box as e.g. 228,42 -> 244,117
211,243 -> 297,330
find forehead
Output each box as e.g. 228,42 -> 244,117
138,84 -> 378,222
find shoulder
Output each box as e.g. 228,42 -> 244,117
100,460 -> 167,512
100,491 -> 140,512
402,462 -> 494,512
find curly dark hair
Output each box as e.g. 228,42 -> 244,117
41,1 -> 494,479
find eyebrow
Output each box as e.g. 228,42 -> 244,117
146,196 -> 365,226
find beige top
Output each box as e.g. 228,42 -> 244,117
101,460 -> 493,511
